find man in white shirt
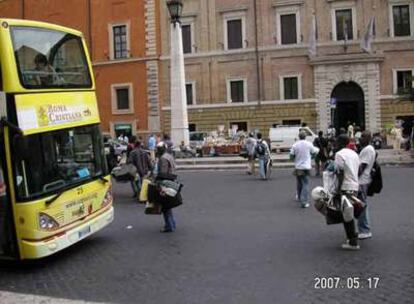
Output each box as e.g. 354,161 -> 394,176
357,131 -> 376,239
118,133 -> 129,144
290,131 -> 319,208
335,134 -> 361,250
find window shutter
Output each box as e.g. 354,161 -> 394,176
182,25 -> 192,53
281,14 -> 297,44
227,19 -> 243,49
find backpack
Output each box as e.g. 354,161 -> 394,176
367,160 -> 383,196
255,140 -> 266,156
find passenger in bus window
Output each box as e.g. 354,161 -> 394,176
34,54 -> 53,85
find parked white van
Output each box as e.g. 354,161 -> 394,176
269,125 -> 316,152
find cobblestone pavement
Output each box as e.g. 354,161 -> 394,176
0,167 -> 413,304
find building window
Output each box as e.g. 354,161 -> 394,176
113,25 -> 128,59
280,74 -> 302,100
284,77 -> 298,99
394,69 -> 413,94
223,12 -> 245,50
276,7 -> 300,45
111,83 -> 134,114
281,14 -> 297,44
186,82 -> 196,105
392,4 -> 411,37
335,9 -> 353,40
116,88 -> 129,110
282,119 -> 301,126
182,24 -> 193,54
188,123 -> 196,132
227,19 -> 243,49
109,23 -> 130,60
230,121 -> 248,132
227,79 -> 246,103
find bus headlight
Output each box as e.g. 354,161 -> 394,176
39,213 -> 60,230
102,186 -> 113,208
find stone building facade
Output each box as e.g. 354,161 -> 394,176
0,0 -> 162,138
159,0 -> 414,137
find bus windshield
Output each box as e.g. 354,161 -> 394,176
11,26 -> 92,89
12,125 -> 106,201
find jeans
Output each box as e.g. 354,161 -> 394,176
162,208 -> 176,231
296,170 -> 310,205
258,156 -> 269,179
357,184 -> 370,233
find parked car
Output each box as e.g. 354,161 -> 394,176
269,125 -> 316,152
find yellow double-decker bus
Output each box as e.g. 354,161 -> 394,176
0,19 -> 113,260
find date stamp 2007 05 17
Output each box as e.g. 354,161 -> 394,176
314,277 -> 380,289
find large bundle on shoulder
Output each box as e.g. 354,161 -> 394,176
140,175 -> 184,214
151,178 -> 183,210
111,163 -> 137,182
312,168 -> 365,225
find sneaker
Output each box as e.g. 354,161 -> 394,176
341,243 -> 360,250
160,229 -> 173,233
301,203 -> 310,208
358,232 -> 372,240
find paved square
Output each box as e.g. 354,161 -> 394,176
0,167 -> 413,303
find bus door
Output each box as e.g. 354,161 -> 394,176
0,130 -> 18,258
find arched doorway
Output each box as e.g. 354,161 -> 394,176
331,82 -> 365,130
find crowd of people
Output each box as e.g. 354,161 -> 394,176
108,133 -> 179,233
243,125 -> 380,251
109,123 -> 390,249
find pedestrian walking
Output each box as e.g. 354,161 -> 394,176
245,133 -> 257,175
327,124 -> 336,140
255,133 -> 271,180
126,136 -> 137,158
118,132 -> 129,144
347,122 -> 355,139
391,123 -> 403,151
156,142 -> 177,232
357,131 -> 376,240
128,140 -> 153,198
334,134 -> 361,250
148,134 -> 156,160
163,134 -> 174,153
290,131 -> 319,208
313,131 -> 328,176
354,126 -> 362,151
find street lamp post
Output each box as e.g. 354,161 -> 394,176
167,0 -> 189,147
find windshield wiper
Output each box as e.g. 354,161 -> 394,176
45,189 -> 65,206
98,175 -> 109,184
44,180 -> 82,205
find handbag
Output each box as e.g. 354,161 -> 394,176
139,178 -> 151,202
156,180 -> 183,210
111,163 -> 137,182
